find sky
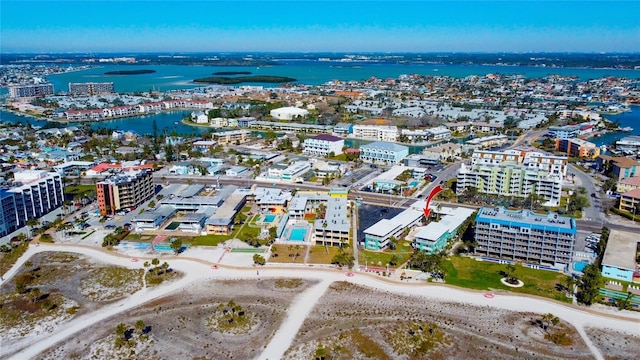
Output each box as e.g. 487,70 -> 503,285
1,0 -> 639,53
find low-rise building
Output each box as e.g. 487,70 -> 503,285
212,130 -> 251,145
412,207 -> 476,253
352,125 -> 398,142
205,193 -> 247,235
360,141 -> 409,164
601,230 -> 638,282
597,155 -> 640,180
363,201 -> 425,250
618,188 -> 640,214
616,176 -> 640,194
466,134 -> 509,149
270,106 -> 309,121
132,205 -> 177,232
303,134 -> 344,157
422,143 -> 462,161
555,138 -> 600,159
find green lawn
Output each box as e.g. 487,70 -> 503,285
360,247 -> 413,269
443,256 -> 571,303
64,184 -> 96,197
190,233 -> 233,246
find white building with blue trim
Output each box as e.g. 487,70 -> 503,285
360,141 -> 409,164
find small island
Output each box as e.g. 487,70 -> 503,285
213,71 -> 252,75
193,75 -> 296,84
104,69 -> 156,75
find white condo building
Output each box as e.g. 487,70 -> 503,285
352,125 -> 398,142
303,134 -> 345,157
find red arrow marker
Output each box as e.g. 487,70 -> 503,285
423,184 -> 444,219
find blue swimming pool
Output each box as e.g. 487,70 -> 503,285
289,228 -> 307,241
264,214 -> 276,223
409,180 -> 420,187
573,262 -> 588,272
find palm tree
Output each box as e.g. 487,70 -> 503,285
26,218 -> 40,239
134,319 -> 145,334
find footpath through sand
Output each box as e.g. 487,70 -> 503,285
2,243 -> 639,360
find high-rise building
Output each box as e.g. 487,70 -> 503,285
96,170 -> 154,216
474,206 -> 576,269
69,82 -> 115,96
9,84 -> 54,98
0,171 -> 64,237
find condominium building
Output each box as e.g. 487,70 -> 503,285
96,169 -> 154,216
314,197 -> 350,247
555,138 -> 600,159
616,176 -> 640,194
0,171 -> 64,237
548,124 -> 582,140
303,134 -> 345,157
456,162 -> 563,206
360,141 -> 409,164
597,155 -> 640,180
471,150 -> 568,179
211,130 -> 251,145
474,206 -> 577,269
68,82 -> 115,96
363,201 -> 425,250
618,189 -> 640,214
352,125 -> 398,142
412,207 -> 475,254
9,84 -> 54,98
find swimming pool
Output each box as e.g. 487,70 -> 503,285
289,228 -> 307,241
573,262 -> 588,272
409,180 -> 420,187
264,214 -> 276,223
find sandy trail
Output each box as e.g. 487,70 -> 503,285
2,243 -> 639,359
258,279 -> 333,360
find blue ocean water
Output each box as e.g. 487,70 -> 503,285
1,61 -> 639,140
44,62 -> 640,93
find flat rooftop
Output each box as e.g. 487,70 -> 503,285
602,230 -> 638,271
476,206 -> 576,234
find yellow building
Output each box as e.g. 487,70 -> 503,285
616,176 -> 640,194
619,188 -> 640,214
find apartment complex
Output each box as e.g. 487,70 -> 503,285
474,207 -> 576,269
9,84 -> 55,98
597,155 -> 640,180
470,150 -> 568,179
314,197 -> 350,247
457,163 -> 563,206
363,201 -> 425,250
360,141 -> 409,164
458,150 -> 567,206
96,169 -> 154,216
303,134 -> 344,157
68,82 -> 115,96
0,171 -> 64,237
601,230 -> 638,282
211,130 -> 250,145
555,138 -> 600,159
352,125 -> 398,142
412,207 -> 475,254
